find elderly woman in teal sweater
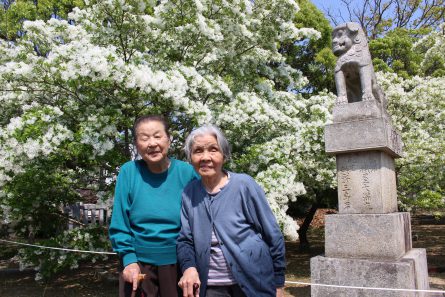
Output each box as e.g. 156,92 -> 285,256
109,115 -> 197,297
177,125 -> 286,297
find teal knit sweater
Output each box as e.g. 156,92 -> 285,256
109,158 -> 197,267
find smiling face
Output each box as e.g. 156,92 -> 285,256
190,134 -> 225,179
332,28 -> 353,56
135,120 -> 171,169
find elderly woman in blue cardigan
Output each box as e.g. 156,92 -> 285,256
177,125 -> 286,297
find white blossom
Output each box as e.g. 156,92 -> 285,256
0,0 -> 332,240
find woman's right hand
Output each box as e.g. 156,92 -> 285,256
122,262 -> 141,291
178,267 -> 201,297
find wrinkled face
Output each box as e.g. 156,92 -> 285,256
332,28 -> 353,56
190,134 -> 225,179
135,120 -> 170,165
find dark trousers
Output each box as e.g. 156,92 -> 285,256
205,285 -> 247,297
119,262 -> 179,297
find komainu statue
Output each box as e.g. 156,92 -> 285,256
332,22 -> 386,108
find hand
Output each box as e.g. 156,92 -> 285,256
276,287 -> 284,297
122,262 -> 141,291
178,267 -> 200,297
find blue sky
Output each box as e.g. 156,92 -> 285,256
310,0 -> 422,31
311,0 -> 346,14
311,0 -> 339,11
311,0 -> 364,24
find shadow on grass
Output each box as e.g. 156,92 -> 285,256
285,285 -> 311,297
285,228 -> 324,280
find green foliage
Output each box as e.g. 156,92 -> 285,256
18,225 -> 112,281
282,0 -> 336,93
374,23 -> 445,213
3,161 -> 79,237
414,24 -> 445,77
416,190 -> 444,209
0,0 -> 85,41
400,190 -> 445,212
379,71 -> 445,213
369,28 -> 426,79
0,1 -> 335,271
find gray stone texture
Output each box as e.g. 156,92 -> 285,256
336,151 -> 398,214
311,249 -> 430,297
402,249 -> 431,297
310,22 -> 433,297
332,22 -> 387,109
332,99 -> 388,123
325,117 -> 403,158
325,213 -> 412,260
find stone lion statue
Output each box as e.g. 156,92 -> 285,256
332,22 -> 386,107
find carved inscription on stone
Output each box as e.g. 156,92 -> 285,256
338,154 -> 378,212
361,167 -> 373,208
338,170 -> 352,209
336,151 -> 400,214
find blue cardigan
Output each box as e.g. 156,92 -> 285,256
177,172 -> 286,297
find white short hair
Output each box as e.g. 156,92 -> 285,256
184,124 -> 231,162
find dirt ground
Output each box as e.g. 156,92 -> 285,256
1,210 -> 444,297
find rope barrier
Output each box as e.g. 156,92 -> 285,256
1,238 -> 445,294
285,280 -> 445,294
0,239 -> 117,255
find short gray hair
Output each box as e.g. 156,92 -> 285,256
184,124 -> 231,162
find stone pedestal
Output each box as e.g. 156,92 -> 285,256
331,99 -> 387,123
312,22 -> 432,297
325,213 -> 412,259
336,151 -> 397,213
313,101 -> 430,296
325,116 -> 403,158
311,248 -> 430,297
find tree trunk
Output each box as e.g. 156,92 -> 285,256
297,202 -> 319,251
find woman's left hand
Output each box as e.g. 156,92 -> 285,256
178,267 -> 200,297
276,287 -> 284,297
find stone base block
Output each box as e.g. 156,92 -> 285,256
311,249 -> 430,297
403,249 -> 430,295
332,100 -> 387,123
336,151 -> 398,213
325,213 -> 412,260
325,116 -> 403,157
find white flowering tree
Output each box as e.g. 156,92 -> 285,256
378,24 -> 445,212
414,23 -> 445,77
317,1 -> 445,211
0,0 -> 336,279
380,73 -> 445,212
